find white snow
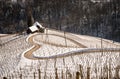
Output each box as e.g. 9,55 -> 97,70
0,29 -> 120,78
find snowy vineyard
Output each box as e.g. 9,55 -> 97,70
1,51 -> 120,79
0,29 -> 120,79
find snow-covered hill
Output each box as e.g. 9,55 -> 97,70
0,29 -> 120,79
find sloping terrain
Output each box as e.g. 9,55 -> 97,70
0,29 -> 120,79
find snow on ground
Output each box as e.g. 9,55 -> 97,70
0,34 -> 19,44
44,29 -> 120,48
6,51 -> 120,79
0,29 -> 120,78
74,34 -> 120,48
33,44 -> 82,57
0,34 -> 32,77
34,34 -> 80,48
0,34 -> 8,36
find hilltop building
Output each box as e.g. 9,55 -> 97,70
27,22 -> 45,34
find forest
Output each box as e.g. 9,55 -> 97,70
0,0 -> 120,42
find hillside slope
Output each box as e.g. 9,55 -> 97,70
0,29 -> 120,78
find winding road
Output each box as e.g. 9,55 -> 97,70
24,29 -> 120,60
24,34 -> 40,60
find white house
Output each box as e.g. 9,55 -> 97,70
27,22 -> 45,34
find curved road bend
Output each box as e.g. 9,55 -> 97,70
24,34 -> 40,60
24,33 -> 120,60
24,33 -> 86,60
34,48 -> 120,59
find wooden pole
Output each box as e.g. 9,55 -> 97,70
64,31 -> 67,47
38,69 -> 41,79
115,66 -> 120,79
79,65 -> 83,79
76,71 -> 80,79
20,74 -> 22,79
55,68 -> 59,79
3,77 -> 7,79
34,72 -> 36,79
61,70 -> 64,79
44,72 -> 46,79
109,60 -> 112,79
87,67 -> 90,79
68,72 -> 72,79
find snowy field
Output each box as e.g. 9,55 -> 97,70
0,29 -> 120,79
0,34 -> 32,77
